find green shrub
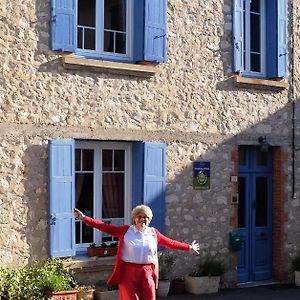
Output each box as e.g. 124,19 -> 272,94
0,259 -> 76,300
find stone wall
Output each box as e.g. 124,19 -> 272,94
0,0 -> 299,284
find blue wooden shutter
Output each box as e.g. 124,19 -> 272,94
132,142 -> 144,208
48,139 -> 75,258
277,0 -> 288,78
51,0 -> 76,52
144,0 -> 167,63
143,142 -> 166,233
232,0 -> 244,72
266,0 -> 288,78
133,0 -> 145,62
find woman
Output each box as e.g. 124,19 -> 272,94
73,205 -> 199,300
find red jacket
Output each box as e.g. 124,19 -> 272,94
83,216 -> 190,286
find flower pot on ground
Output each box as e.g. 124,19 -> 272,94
292,254 -> 300,286
171,277 -> 185,294
42,273 -> 77,300
156,252 -> 176,297
185,254 -> 226,295
46,290 -> 78,300
87,242 -> 118,257
185,275 -> 220,294
94,286 -> 119,300
77,285 -> 95,300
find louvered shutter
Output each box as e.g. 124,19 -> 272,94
51,0 -> 76,52
144,0 -> 167,63
48,139 -> 75,258
233,0 -> 244,72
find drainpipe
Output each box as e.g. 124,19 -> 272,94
290,1 -> 296,199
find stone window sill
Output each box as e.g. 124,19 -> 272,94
63,255 -> 116,273
233,75 -> 288,90
62,55 -> 157,78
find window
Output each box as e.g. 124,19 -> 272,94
48,140 -> 166,258
233,0 -> 288,78
76,0 -> 133,61
51,0 -> 167,63
75,142 -> 131,252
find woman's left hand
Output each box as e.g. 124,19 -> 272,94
190,240 -> 200,254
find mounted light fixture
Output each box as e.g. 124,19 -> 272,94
258,136 -> 269,152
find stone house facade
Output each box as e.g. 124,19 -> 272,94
0,0 -> 300,287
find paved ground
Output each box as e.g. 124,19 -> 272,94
158,284 -> 300,300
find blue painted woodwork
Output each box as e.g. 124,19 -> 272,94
233,0 -> 244,72
233,0 -> 288,78
143,142 -> 166,233
237,146 -> 272,283
51,0 -> 76,51
132,142 -> 166,233
144,0 -> 167,63
48,139 -> 75,258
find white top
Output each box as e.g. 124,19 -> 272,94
121,225 -> 157,264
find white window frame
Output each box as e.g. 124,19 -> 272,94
242,0 -> 266,78
75,141 -> 132,252
75,0 -> 133,61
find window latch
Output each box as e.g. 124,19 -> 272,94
154,34 -> 166,39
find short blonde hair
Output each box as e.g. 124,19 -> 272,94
131,205 -> 153,224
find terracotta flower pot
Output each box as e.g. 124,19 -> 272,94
46,290 -> 78,300
87,246 -> 118,257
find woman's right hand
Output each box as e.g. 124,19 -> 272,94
73,208 -> 85,220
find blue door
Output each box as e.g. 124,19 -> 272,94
237,146 -> 272,283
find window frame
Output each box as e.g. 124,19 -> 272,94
75,0 -> 134,62
75,141 -> 132,253
242,0 -> 266,78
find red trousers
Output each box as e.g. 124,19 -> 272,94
119,261 -> 156,300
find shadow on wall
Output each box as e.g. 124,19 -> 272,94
23,144 -> 49,263
21,99 -> 298,260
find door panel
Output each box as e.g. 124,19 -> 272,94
237,146 -> 272,283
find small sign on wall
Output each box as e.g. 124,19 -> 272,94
193,161 -> 210,190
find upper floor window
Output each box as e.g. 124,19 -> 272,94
77,0 -> 133,61
51,0 -> 167,64
233,0 -> 288,79
243,0 -> 266,76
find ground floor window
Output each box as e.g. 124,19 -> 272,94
74,141 -> 131,252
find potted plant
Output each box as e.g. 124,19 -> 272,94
36,259 -> 77,300
77,285 -> 95,300
171,277 -> 185,294
41,273 -> 77,300
292,253 -> 300,286
185,254 -> 226,295
156,251 -> 176,297
94,284 -> 119,300
87,242 -> 118,257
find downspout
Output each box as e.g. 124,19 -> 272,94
290,0 -> 296,198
